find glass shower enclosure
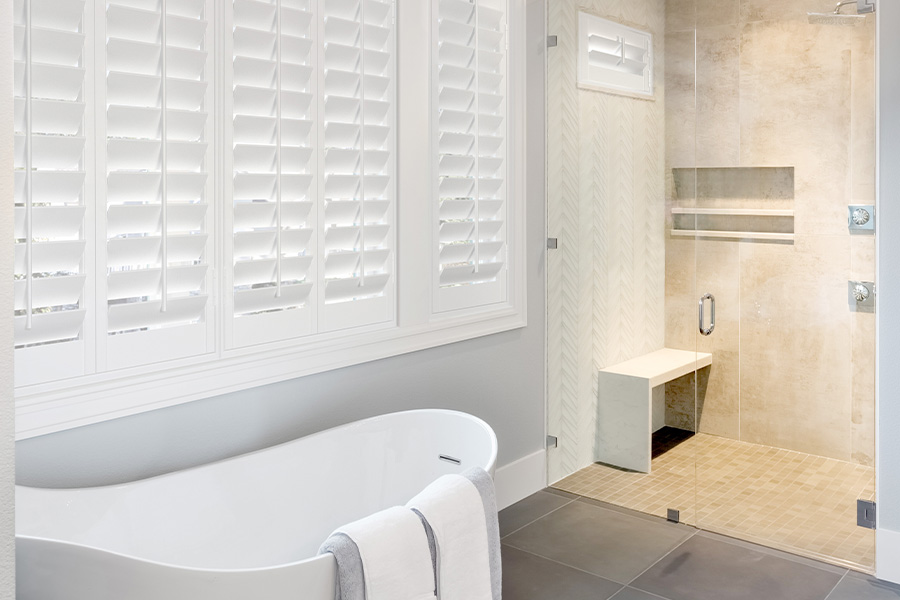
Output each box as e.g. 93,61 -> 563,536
546,0 -> 876,572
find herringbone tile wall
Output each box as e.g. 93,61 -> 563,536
547,0 -> 667,484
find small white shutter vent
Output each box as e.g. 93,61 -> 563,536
577,12 -> 653,97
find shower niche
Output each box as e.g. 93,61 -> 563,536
670,166 -> 795,242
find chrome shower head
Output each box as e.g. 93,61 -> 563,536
808,0 -> 868,25
807,12 -> 865,24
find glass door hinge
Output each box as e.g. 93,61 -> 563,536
546,435 -> 558,448
858,499 -> 876,529
547,237 -> 558,250
548,35 -> 558,48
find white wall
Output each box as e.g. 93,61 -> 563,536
15,0 -> 548,502
0,0 -> 16,595
876,0 -> 900,584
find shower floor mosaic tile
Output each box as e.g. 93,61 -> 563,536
552,433 -> 876,572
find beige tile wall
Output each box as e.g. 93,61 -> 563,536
663,0 -> 876,464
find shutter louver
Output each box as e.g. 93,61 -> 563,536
230,0 -> 318,347
320,0 -> 395,332
13,0 -> 91,385
435,0 -> 507,312
105,0 -> 213,367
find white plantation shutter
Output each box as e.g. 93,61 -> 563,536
227,0 -> 396,347
434,0 -> 508,313
319,0 -> 395,331
13,0 -> 92,386
229,0 -> 318,347
577,12 -> 653,97
103,0 -> 214,368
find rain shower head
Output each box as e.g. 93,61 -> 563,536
808,0 -> 870,25
807,12 -> 866,25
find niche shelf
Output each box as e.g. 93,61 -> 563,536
670,166 -> 795,242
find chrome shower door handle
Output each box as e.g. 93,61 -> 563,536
699,293 -> 716,336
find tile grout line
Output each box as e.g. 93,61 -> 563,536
500,498 -> 576,540
610,583 -> 674,600
822,569 -> 850,600
624,526 -> 699,588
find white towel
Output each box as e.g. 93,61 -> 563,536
331,506 -> 437,600
407,475 -> 493,600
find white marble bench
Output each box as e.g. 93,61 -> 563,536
597,348 -> 712,473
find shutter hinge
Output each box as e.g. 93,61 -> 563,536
547,237 -> 558,250
547,35 -> 558,48
858,499 -> 876,529
546,435 -> 558,449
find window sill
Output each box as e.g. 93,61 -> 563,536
15,306 -> 526,440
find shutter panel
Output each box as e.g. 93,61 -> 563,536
319,0 -> 396,332
104,0 -> 214,368
229,0 -> 318,348
228,0 -> 396,346
13,0 -> 91,386
434,0 -> 508,313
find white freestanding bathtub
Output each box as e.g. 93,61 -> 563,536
16,409 -> 498,600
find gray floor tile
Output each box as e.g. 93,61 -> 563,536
503,500 -> 694,585
502,545 -> 623,600
694,530 -> 847,576
500,490 -> 572,537
826,571 -> 900,600
632,535 -> 843,600
611,587 -> 671,600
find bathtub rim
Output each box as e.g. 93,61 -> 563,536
16,408 -> 498,573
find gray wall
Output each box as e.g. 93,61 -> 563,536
15,0 -> 547,490
1,0 -> 15,593
877,0 -> 900,533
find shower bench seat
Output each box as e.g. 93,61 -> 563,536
597,348 -> 712,474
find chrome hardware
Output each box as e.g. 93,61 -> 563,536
547,435 -> 558,449
858,499 -> 876,529
849,205 -> 875,232
849,281 -> 876,309
858,0 -> 875,14
547,237 -> 558,250
699,293 -> 716,336
548,35 -> 558,47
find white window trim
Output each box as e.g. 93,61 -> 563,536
14,0 -> 528,441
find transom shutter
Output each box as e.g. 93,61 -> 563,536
13,0 -> 91,386
434,0 -> 508,312
104,0 -> 214,368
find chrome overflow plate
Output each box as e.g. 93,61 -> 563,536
848,205 -> 875,232
849,281 -> 875,309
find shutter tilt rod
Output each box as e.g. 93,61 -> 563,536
160,0 -> 169,312
25,0 -> 34,330
275,0 -> 283,298
359,0 -> 366,288
472,0 -> 480,277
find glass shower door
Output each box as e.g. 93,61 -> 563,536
687,5 -> 877,571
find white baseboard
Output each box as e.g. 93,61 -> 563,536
878,528 -> 900,584
494,449 -> 547,510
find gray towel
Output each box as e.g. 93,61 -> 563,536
318,532 -> 366,600
462,467 -> 502,600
